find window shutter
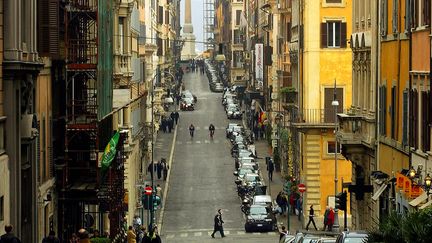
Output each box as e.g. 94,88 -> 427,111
158,6 -> 163,24
392,0 -> 398,33
402,91 -> 408,145
340,22 -> 347,48
391,86 -> 396,139
38,0 -> 59,57
321,23 -> 327,48
413,90 -> 419,148
324,88 -> 334,123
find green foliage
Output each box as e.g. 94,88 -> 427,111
366,207 -> 432,243
280,129 -> 289,144
90,237 -> 111,243
273,148 -> 280,167
280,87 -> 296,94
265,124 -> 272,146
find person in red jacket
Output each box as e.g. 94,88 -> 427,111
327,207 -> 335,231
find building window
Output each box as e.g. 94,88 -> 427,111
324,87 -> 344,123
327,141 -> 340,154
391,86 -> 397,139
233,29 -> 242,44
0,195 -> 3,221
379,85 -> 387,136
381,0 -> 388,36
119,17 -> 125,54
320,21 -> 347,48
421,90 -> 431,151
392,0 -> 399,33
422,0 -> 431,25
402,90 -> 408,145
326,0 -> 342,3
235,10 -> 242,26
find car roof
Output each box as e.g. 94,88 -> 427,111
253,195 -> 272,202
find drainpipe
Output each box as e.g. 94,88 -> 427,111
408,0 -> 413,168
375,0 -> 381,173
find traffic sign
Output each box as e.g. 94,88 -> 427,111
298,183 -> 306,193
144,186 -> 153,195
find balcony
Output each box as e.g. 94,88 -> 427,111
289,108 -> 347,129
336,112 -> 376,148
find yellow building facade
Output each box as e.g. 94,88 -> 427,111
291,0 -> 353,228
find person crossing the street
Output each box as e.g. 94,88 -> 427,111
306,204 -> 318,231
189,124 -> 195,138
211,209 -> 225,238
209,123 -> 215,138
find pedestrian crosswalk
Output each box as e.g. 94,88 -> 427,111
178,140 -> 221,144
162,230 -> 277,239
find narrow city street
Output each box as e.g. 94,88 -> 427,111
159,71 -> 277,242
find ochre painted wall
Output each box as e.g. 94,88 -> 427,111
411,30 -> 431,72
378,143 -> 409,176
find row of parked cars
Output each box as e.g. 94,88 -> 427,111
225,123 -> 278,233
281,230 -> 368,243
222,88 -> 242,119
204,60 -> 224,93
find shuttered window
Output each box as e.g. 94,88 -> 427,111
37,0 -> 59,57
379,86 -> 387,136
392,0 -> 399,34
156,37 -> 162,56
405,0 -> 411,31
139,24 -> 146,45
381,0 -> 388,36
391,86 -> 397,139
324,88 -> 344,123
158,6 -> 164,24
165,10 -> 169,25
320,22 -> 346,48
421,91 -> 431,151
410,89 -> 419,148
236,10 -> 242,26
402,90 -> 408,145
423,0 -> 431,26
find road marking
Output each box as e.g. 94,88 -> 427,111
194,232 -> 202,236
195,141 -> 201,144
237,231 -> 245,235
253,232 -> 261,235
180,233 -> 188,237
186,141 -> 192,144
176,141 -> 182,144
224,231 -> 230,235
204,140 -> 210,144
166,235 -> 175,239
158,123 -> 178,232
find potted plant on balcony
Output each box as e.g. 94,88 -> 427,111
280,87 -> 297,104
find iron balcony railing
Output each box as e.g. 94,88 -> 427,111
289,108 -> 347,125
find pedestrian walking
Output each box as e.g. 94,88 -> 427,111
133,215 -> 142,232
327,207 -> 335,231
156,184 -> 163,199
0,224 -> 21,243
137,226 -> 146,243
147,162 -> 155,180
174,111 -> 179,124
156,161 -> 162,180
267,159 -> 274,181
127,226 -> 137,243
142,227 -> 161,243
42,230 -> 60,243
189,124 -> 195,138
276,192 -> 286,215
296,196 -> 303,221
211,209 -> 225,238
168,118 -> 173,133
77,229 -> 90,243
279,226 -> 288,241
161,159 -> 169,180
322,206 -> 330,231
306,205 -> 318,231
69,233 -> 79,243
160,117 -> 166,133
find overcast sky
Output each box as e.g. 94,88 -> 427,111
180,0 -> 204,53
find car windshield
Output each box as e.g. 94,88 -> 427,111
344,237 -> 367,243
245,174 -> 259,182
239,168 -> 253,175
249,206 -> 267,215
182,98 -> 193,103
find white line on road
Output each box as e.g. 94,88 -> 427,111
194,232 -> 202,237
158,123 -> 178,232
180,233 -> 188,237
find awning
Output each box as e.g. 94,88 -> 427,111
372,183 -> 388,201
409,191 -> 428,207
419,198 -> 432,209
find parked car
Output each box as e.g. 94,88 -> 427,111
335,231 -> 367,243
244,204 -> 277,232
227,107 -> 242,119
181,90 -> 197,103
253,195 -> 273,208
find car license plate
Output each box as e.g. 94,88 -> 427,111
257,224 -> 263,227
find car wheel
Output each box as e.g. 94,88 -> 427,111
244,226 -> 250,233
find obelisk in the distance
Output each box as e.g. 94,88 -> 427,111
181,0 -> 196,61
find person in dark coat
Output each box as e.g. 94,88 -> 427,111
147,163 -> 154,180
160,118 -> 166,133
174,111 -> 179,125
142,227 -> 161,243
156,161 -> 162,180
0,225 -> 21,243
170,112 -> 175,122
322,206 -> 330,231
161,159 -> 169,180
211,209 -> 225,238
168,118 -> 174,133
276,192 -> 286,215
306,204 -> 318,231
267,159 -> 274,181
42,230 -> 60,243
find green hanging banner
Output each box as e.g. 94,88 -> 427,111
101,131 -> 120,172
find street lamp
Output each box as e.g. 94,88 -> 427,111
408,166 -> 417,179
424,174 -> 432,201
332,79 -> 340,232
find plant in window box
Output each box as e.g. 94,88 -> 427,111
280,87 -> 297,104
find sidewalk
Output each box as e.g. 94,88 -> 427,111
253,139 -> 304,234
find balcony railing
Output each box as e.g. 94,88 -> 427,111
289,108 -> 347,126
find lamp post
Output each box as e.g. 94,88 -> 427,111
332,79 -> 340,232
425,174 -> 432,201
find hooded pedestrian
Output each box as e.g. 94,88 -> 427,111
168,117 -> 174,133
42,230 -> 60,243
211,209 -> 225,238
0,224 -> 21,243
276,192 -> 286,215
267,159 -> 274,181
143,227 -> 161,243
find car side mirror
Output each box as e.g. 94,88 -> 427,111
233,171 -> 239,176
235,179 -> 242,185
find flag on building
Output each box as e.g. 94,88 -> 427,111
101,131 -> 120,172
